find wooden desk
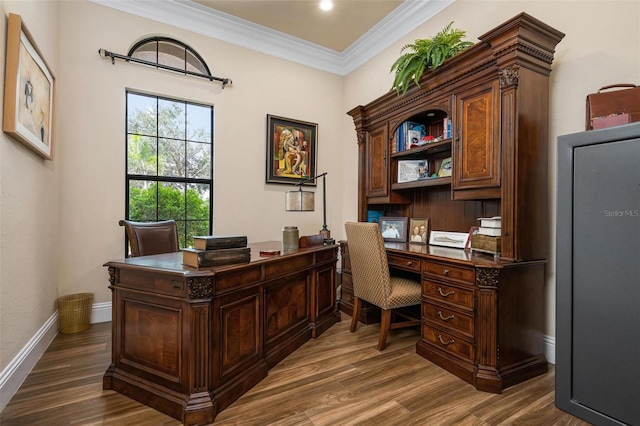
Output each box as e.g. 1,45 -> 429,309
339,241 -> 547,393
103,241 -> 339,425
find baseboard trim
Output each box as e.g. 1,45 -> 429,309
0,302 -> 113,412
0,313 -> 58,411
545,334 -> 556,365
91,301 -> 112,324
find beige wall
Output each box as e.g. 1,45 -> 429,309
1,0 -> 638,391
0,0 -> 60,370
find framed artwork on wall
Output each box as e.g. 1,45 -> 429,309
409,218 -> 429,244
3,13 -> 55,160
266,114 -> 317,185
379,216 -> 408,243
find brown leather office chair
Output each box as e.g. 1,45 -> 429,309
119,220 -> 180,257
344,221 -> 421,350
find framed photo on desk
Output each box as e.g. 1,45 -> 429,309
408,218 -> 429,244
379,217 -> 407,242
428,230 -> 469,249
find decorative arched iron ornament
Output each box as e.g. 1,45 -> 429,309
99,36 -> 232,88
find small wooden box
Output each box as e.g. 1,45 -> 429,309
299,234 -> 324,248
471,234 -> 501,253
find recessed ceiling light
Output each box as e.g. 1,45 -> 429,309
319,0 -> 333,11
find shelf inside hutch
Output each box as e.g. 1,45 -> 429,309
392,176 -> 451,190
391,139 -> 451,159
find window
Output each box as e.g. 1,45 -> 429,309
128,36 -> 212,78
125,91 -> 213,250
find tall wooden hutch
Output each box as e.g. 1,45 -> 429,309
344,13 -> 564,392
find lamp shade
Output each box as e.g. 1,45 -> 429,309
285,190 -> 315,211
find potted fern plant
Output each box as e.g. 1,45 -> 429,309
390,22 -> 473,95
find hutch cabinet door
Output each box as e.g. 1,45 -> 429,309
453,81 -> 500,194
365,125 -> 388,198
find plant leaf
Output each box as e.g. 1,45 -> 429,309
390,21 -> 473,95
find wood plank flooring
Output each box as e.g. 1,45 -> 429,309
1,316 -> 589,425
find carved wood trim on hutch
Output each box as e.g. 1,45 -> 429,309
345,13 -> 563,393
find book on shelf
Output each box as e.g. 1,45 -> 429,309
478,216 -> 501,228
193,235 -> 247,250
478,226 -> 501,237
396,125 -> 404,152
396,121 -> 427,152
443,117 -> 452,139
437,157 -> 452,177
182,247 -> 251,268
407,129 -> 422,148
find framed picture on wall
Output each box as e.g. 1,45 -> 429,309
379,216 -> 408,243
408,218 -> 429,244
3,13 -> 55,160
266,114 -> 317,185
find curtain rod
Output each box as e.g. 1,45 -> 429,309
98,48 -> 232,88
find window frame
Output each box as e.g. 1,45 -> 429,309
124,90 -> 214,255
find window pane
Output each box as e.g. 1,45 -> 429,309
130,41 -> 156,63
175,220 -> 187,249
158,41 -> 185,70
187,141 -> 211,179
186,183 -> 210,220
158,182 -> 185,220
127,135 -> 158,175
159,138 -> 185,177
187,104 -> 212,143
187,220 -> 209,248
186,50 -> 207,74
128,93 -> 157,136
158,99 -> 185,140
128,180 -> 158,221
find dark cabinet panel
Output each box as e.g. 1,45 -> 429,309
556,123 -> 640,426
453,81 -> 500,194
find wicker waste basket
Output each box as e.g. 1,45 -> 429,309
57,293 -> 93,334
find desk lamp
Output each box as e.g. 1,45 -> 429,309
285,172 -> 334,244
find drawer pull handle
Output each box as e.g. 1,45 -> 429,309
438,334 -> 455,346
437,287 -> 455,297
437,311 -> 455,321
443,269 -> 449,275
406,261 -> 413,266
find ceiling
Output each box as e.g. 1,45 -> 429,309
191,0 -> 403,52
92,0 -> 455,75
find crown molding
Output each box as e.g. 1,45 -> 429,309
90,0 -> 455,76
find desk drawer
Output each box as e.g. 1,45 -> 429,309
422,303 -> 474,338
422,324 -> 474,362
423,280 -> 474,310
387,253 -> 421,273
424,261 -> 474,285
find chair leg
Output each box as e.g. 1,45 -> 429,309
350,297 -> 361,332
378,309 -> 391,351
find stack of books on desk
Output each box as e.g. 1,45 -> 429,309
471,217 -> 502,254
182,235 -> 250,268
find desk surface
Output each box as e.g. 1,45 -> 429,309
382,242 -> 545,268
105,240 -> 336,274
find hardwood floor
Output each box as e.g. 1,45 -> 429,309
1,316 -> 589,425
